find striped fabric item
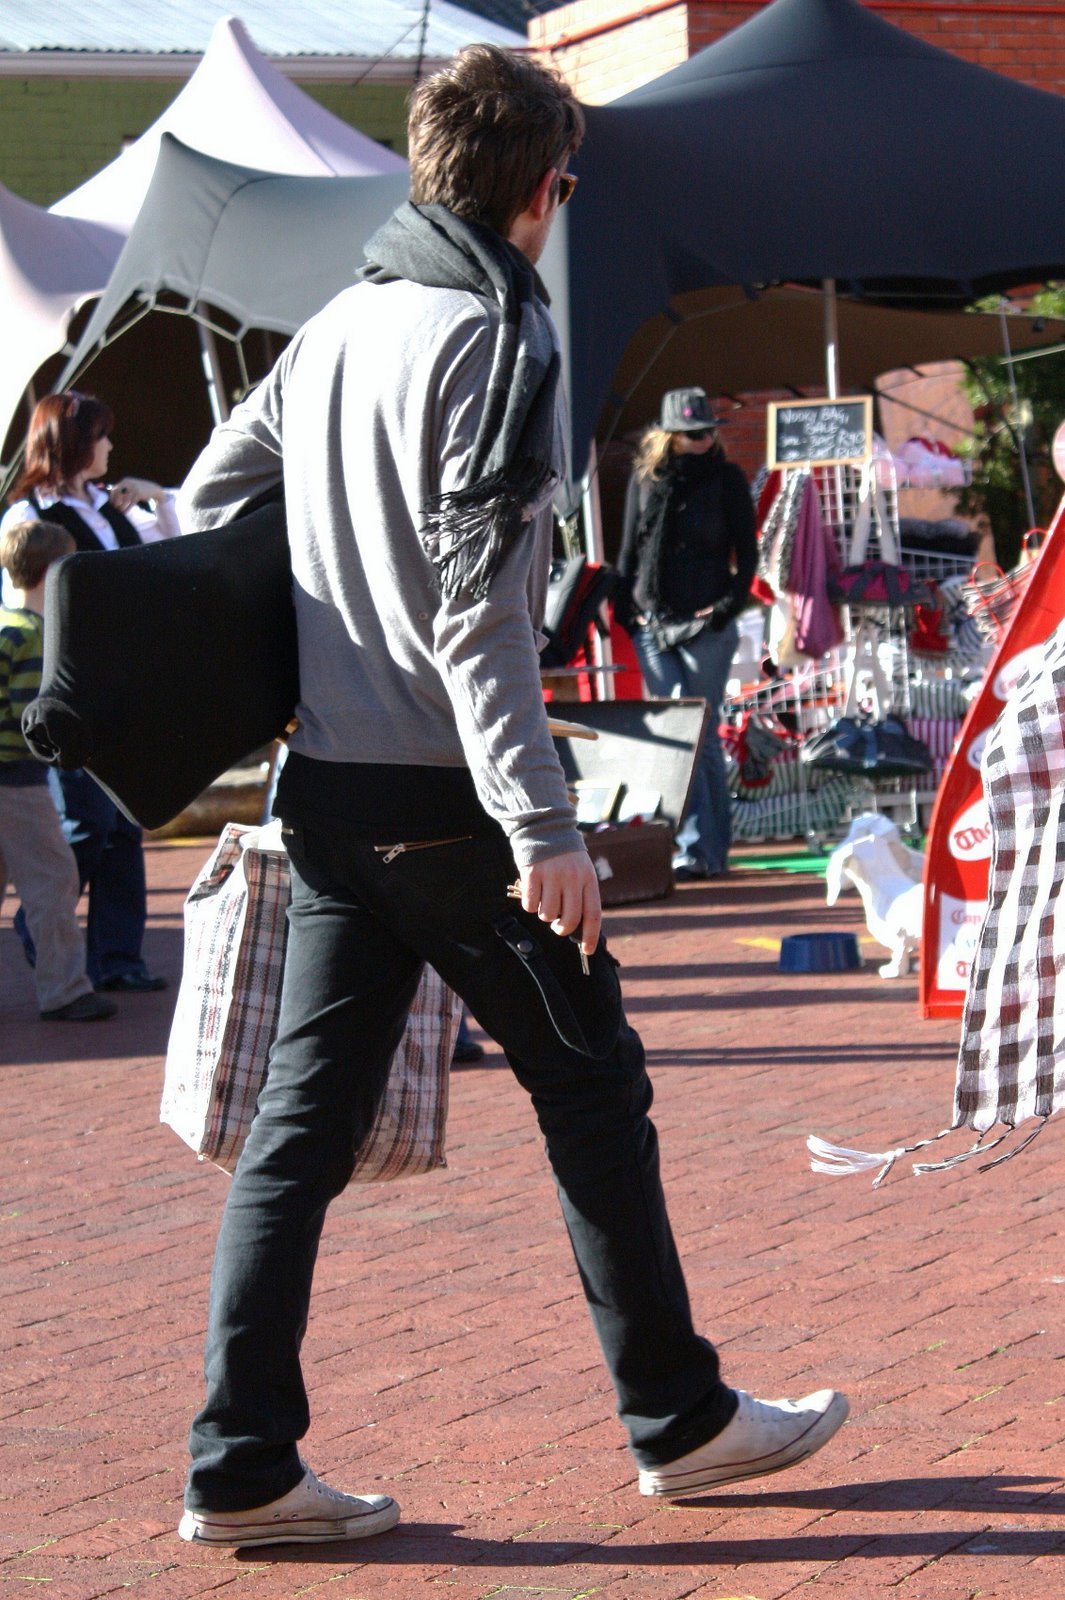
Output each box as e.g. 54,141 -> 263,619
730,774 -> 856,840
908,677 -> 969,719
161,822 -> 459,1180
908,715 -> 962,783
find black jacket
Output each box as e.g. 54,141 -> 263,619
616,450 -> 757,630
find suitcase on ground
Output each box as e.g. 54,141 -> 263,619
551,699 -> 709,906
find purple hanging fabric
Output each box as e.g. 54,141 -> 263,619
786,476 -> 844,659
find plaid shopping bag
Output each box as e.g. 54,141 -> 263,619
160,822 -> 460,1180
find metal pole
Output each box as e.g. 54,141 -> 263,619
196,309 -> 229,426
999,305 -> 1037,529
579,442 -> 615,700
823,277 -> 845,541
822,277 -> 840,400
580,439 -> 604,564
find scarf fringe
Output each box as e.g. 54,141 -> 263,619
808,1115 -> 1053,1187
423,461 -> 555,601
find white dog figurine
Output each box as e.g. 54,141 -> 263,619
824,813 -> 924,978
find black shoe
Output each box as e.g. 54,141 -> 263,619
452,1038 -> 485,1064
41,992 -> 117,1022
97,971 -> 168,993
672,855 -> 711,881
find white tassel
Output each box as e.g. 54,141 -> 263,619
808,1126 -> 956,1187
806,1135 -> 905,1186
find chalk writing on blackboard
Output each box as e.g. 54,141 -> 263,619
767,397 -> 872,468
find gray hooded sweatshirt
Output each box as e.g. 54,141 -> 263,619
177,276 -> 581,867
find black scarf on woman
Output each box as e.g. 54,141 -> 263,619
635,449 -> 719,620
361,202 -> 561,600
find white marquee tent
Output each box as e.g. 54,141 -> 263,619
51,15 -> 406,236
0,188 -> 121,460
1,15 -> 407,458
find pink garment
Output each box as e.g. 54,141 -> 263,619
786,476 -> 844,659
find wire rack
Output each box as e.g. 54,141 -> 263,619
897,544 -> 975,585
728,458 -> 963,845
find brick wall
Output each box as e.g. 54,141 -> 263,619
0,77 -> 408,207
531,0 -> 692,103
0,80 -> 175,205
532,1 -> 1065,103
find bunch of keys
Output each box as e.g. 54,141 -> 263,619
507,879 -> 590,975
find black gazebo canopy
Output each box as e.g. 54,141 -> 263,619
567,0 -> 1065,460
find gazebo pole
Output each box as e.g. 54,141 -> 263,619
823,277 -> 841,399
823,277 -> 846,535
998,303 -> 1037,529
196,309 -> 230,426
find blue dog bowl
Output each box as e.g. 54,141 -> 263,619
779,931 -> 862,974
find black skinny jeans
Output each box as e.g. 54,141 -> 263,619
186,806 -> 735,1512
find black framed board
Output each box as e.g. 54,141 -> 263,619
766,396 -> 872,468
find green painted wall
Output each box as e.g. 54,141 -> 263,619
0,76 -> 409,205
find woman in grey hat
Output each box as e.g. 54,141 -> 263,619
617,387 -> 757,879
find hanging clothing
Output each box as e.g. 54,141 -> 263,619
785,477 -> 844,661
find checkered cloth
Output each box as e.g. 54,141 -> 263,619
953,625 -> 1065,1135
809,618 -> 1065,1184
161,822 -> 460,1180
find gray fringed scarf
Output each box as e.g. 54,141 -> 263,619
361,202 -> 561,600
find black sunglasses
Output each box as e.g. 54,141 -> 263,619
684,428 -> 715,441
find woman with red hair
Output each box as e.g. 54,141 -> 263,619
3,390 -> 179,554
0,390 -> 178,993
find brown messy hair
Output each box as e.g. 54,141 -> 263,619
11,391 -> 114,501
0,519 -> 75,592
408,44 -> 584,237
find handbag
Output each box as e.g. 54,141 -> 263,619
541,556 -> 620,667
160,821 -> 460,1180
959,535 -> 1043,644
829,463 -> 930,609
801,714 -> 932,778
908,584 -> 952,656
802,615 -> 931,778
829,561 -> 933,609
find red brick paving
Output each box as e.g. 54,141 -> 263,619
3,839 -> 1064,1598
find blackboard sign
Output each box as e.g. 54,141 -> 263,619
767,396 -> 872,468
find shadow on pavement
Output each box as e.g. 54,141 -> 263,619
245,1475 -> 1065,1562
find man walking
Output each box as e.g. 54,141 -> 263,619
176,44 -> 846,1548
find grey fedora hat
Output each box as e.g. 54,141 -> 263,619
659,386 -> 725,432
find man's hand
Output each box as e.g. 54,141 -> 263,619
520,848 -> 602,956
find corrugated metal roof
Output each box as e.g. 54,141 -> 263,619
451,0 -> 565,34
0,0 -> 525,59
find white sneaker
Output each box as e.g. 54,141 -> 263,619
178,1466 -> 400,1546
638,1388 -> 848,1497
